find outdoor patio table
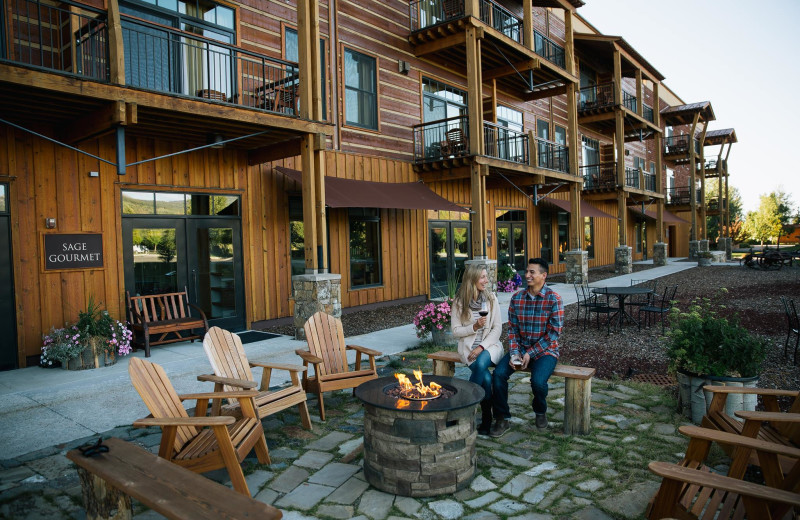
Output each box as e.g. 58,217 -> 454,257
592,286 -> 653,330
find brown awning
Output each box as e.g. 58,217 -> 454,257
276,166 -> 468,212
542,196 -> 615,218
629,206 -> 689,224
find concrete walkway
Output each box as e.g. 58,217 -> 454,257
0,258 -> 713,519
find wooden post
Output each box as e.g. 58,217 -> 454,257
698,125 -> 708,240
301,134 -> 319,271
314,140 -> 327,271
466,26 -> 483,156
106,0 -> 125,85
76,467 -> 132,520
564,9 -> 575,76
563,377 -> 592,435
688,111 -> 700,241
432,359 -> 455,377
653,82 -> 663,243
635,69 -> 643,116
470,163 -> 485,257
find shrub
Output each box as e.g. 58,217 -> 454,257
413,299 -> 452,339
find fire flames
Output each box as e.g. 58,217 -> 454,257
395,370 -> 442,400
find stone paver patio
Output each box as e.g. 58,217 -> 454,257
0,360 -> 710,520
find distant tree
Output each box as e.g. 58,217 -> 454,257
745,193 -> 785,245
705,180 -> 743,243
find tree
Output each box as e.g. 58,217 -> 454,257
744,192 -> 786,245
705,180 -> 743,243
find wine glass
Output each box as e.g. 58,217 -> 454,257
478,301 -> 488,328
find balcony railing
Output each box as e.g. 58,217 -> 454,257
642,103 -> 654,123
480,0 -> 522,44
533,30 -> 565,68
535,138 -> 569,173
625,166 -> 640,189
409,0 -> 463,31
664,135 -> 701,155
483,121 -> 528,164
2,0 -> 109,81
666,186 -> 702,205
3,0 -> 301,116
622,90 -> 637,114
704,159 -> 727,171
581,162 -> 616,190
707,198 -> 727,211
643,172 -> 656,192
579,82 -> 614,111
413,115 -> 470,162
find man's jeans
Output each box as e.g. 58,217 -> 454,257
492,352 -> 557,418
468,349 -> 495,402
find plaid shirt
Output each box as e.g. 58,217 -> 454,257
508,284 -> 563,361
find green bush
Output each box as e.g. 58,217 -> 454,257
666,289 -> 767,377
497,264 -> 515,283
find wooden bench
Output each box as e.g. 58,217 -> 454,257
66,438 -> 281,520
427,350 -> 596,435
126,288 -> 209,357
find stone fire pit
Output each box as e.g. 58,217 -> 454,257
355,375 -> 484,497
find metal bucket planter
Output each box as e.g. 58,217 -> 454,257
697,257 -> 712,267
677,371 -> 759,424
431,328 -> 457,347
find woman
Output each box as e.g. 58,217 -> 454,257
451,265 -> 503,435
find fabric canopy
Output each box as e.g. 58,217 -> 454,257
276,167 -> 468,212
542,196 -> 616,218
628,206 -> 689,224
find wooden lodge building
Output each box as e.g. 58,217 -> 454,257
0,0 -> 736,368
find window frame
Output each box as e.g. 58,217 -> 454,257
342,46 -> 379,131
348,208 -> 383,289
283,24 -> 328,120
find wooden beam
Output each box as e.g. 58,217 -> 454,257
314,148 -> 327,270
523,0 -> 533,51
247,138 -> 303,165
466,26 -> 482,156
688,111 -> 700,241
106,0 -> 125,85
564,9 -> 575,77
522,84 -> 567,101
471,163 -> 486,257
412,32 -> 467,57
60,101 -> 131,144
301,133 -> 318,271
482,59 -> 538,82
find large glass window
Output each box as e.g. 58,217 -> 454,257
584,217 -> 594,259
557,211 -> 569,263
634,222 -> 642,253
497,106 -> 523,161
284,28 -> 327,119
344,49 -> 377,129
122,191 -> 240,216
539,211 -> 552,264
289,197 -> 305,276
422,78 -> 467,122
349,208 -> 381,287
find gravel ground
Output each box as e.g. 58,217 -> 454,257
263,263 -> 800,391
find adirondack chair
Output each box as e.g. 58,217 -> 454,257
647,424 -> 800,519
198,326 -> 312,430
295,311 -> 379,420
701,386 -> 800,473
128,357 -> 270,496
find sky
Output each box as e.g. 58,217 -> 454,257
577,0 -> 800,215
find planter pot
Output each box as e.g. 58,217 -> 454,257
677,371 -> 758,424
697,257 -> 712,267
431,328 -> 457,347
61,356 -> 83,371
104,351 -> 117,366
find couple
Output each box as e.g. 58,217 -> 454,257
450,258 -> 564,438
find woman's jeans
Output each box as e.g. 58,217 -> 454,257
492,352 -> 557,418
468,350 -> 495,402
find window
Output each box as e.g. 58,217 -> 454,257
284,27 -> 327,119
539,211 -> 552,263
557,211 -> 569,263
497,106 -> 523,161
634,222 -> 642,253
422,78 -> 467,122
581,135 -> 599,186
289,197 -> 305,276
536,119 -> 550,168
122,190 -> 240,215
349,208 -> 381,287
344,49 -> 377,129
0,184 -> 6,213
584,217 -> 594,259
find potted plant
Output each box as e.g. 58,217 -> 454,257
697,251 -> 713,267
41,299 -> 133,370
666,289 -> 768,423
413,299 -> 455,346
497,264 -> 522,292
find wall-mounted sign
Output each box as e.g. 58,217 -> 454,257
44,234 -> 103,270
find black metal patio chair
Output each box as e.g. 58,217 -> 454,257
628,279 -> 658,310
581,284 -> 616,334
638,284 -> 678,334
781,296 -> 800,364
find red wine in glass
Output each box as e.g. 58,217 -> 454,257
478,310 -> 488,317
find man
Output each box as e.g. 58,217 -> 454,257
490,258 -> 564,437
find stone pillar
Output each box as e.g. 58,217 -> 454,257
614,246 -> 632,275
724,237 -> 733,261
292,273 -> 342,339
564,250 -> 588,284
688,240 -> 700,260
653,242 -> 667,266
698,239 -> 709,253
465,258 -> 498,294
716,239 -> 726,252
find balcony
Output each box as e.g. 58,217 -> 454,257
409,0 -> 463,31
643,103 -> 654,123
666,186 -> 702,205
622,90 -> 637,114
483,122 -> 528,165
579,82 -> 614,111
625,166 -> 640,189
480,0 -> 522,44
704,158 -> 727,174
707,198 -> 727,212
413,116 -> 470,162
581,162 -> 616,190
643,172 -> 656,192
2,0 -> 301,117
534,138 -> 569,173
664,135 -> 701,156
533,30 -> 565,68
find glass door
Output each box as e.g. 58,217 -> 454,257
497,222 -> 527,274
0,184 -> 17,370
429,221 -> 471,298
123,219 -> 186,296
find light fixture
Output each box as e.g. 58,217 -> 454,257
45,218 -> 56,229
208,133 -> 224,149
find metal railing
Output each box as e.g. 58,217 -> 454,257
409,0 -> 463,31
642,103 -> 654,123
413,115 -> 470,162
625,166 -> 640,188
704,158 -> 727,171
707,198 -> 727,211
2,0 -> 302,116
535,137 -> 569,172
533,29 -> 565,68
480,0 -> 522,43
580,162 -> 616,190
2,0 -> 109,80
483,121 -> 527,164
666,186 -> 702,205
579,82 -> 614,110
643,172 -> 656,192
622,90 -> 637,114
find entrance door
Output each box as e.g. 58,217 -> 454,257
429,221 -> 471,298
0,184 -> 17,370
123,218 -> 245,331
496,222 -> 526,274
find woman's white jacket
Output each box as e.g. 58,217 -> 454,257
450,293 -> 504,366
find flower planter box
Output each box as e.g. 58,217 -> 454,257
676,371 -> 759,424
60,338 -> 116,371
431,328 -> 457,347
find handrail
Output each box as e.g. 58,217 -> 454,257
533,29 -> 565,68
624,166 -> 640,188
412,115 -> 465,130
480,0 -> 522,44
642,103 -> 654,123
409,0 -> 463,31
666,186 -> 702,205
580,162 -> 616,190
535,137 -> 569,172
579,82 -> 615,110
622,90 -> 637,114
483,121 -> 528,165
413,115 -> 470,163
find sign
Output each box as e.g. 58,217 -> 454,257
44,234 -> 103,270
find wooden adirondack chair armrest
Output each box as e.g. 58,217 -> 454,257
680,425 -> 800,458
178,390 -> 260,401
346,344 -> 380,357
295,349 -> 323,365
249,361 -> 307,373
196,374 -> 258,389
133,416 -> 235,428
703,386 -> 800,397
735,411 -> 800,423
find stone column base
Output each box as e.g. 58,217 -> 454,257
724,237 -> 733,261
653,242 -> 667,266
465,258 -> 498,294
292,273 -> 342,340
564,250 -> 589,284
699,239 -> 709,253
614,246 -> 633,274
688,240 -> 700,260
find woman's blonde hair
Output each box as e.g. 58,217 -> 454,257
454,265 -> 491,323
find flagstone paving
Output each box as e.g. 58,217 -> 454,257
0,363 -> 712,520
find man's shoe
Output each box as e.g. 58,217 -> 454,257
477,400 -> 492,436
490,419 -> 510,438
535,414 -> 548,429
477,421 -> 491,436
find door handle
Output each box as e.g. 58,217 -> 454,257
191,269 -> 198,300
